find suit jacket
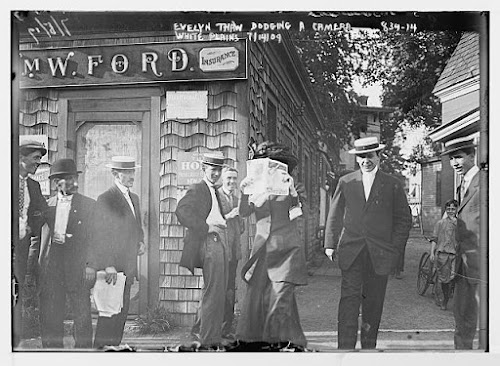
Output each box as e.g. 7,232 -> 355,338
87,184 -> 144,279
324,169 -> 412,275
26,177 -> 47,237
456,171 -> 480,284
176,180 -> 225,274
217,187 -> 244,261
38,193 -> 96,287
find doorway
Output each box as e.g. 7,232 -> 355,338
58,89 -> 160,315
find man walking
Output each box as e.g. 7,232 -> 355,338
176,153 -> 228,347
324,136 -> 411,349
14,140 -> 48,347
86,156 -> 146,349
37,159 -> 94,348
442,138 -> 480,349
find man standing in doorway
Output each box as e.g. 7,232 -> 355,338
86,156 -> 146,349
14,140 -> 48,347
442,138 -> 480,349
324,136 -> 411,349
37,159 -> 94,348
176,153 -> 228,347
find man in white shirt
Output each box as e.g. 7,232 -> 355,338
324,136 -> 411,349
86,156 -> 146,349
176,153 -> 229,347
442,138 -> 480,349
14,140 -> 47,348
37,159 -> 95,348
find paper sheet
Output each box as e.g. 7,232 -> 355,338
92,271 -> 126,317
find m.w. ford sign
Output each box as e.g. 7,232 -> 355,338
19,40 -> 247,89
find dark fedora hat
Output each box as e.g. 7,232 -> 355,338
49,158 -> 82,178
348,136 -> 385,155
200,152 -> 225,167
19,139 -> 47,156
106,156 -> 141,170
441,138 -> 477,156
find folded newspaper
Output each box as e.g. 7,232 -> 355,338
244,158 -> 290,196
92,271 -> 126,317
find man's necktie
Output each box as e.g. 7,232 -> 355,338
457,175 -> 464,205
19,179 -> 25,217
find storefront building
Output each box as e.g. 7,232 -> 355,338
15,12 -> 333,326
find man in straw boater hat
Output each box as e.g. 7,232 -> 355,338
37,158 -> 95,349
324,136 -> 411,349
14,140 -> 48,347
441,138 -> 480,349
86,156 -> 146,349
175,152 -> 229,347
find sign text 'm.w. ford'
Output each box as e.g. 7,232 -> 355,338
19,40 -> 247,88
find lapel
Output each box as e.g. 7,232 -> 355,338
459,172 -> 479,212
112,184 -> 136,218
65,193 -> 81,235
365,170 -> 385,209
46,195 -> 57,227
352,170 -> 365,205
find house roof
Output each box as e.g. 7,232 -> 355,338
432,32 -> 480,94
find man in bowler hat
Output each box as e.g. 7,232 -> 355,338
86,156 -> 146,348
324,136 -> 411,349
442,138 -> 480,349
14,140 -> 48,347
37,158 -> 95,348
175,152 -> 228,346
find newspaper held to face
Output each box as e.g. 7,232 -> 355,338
243,158 -> 290,196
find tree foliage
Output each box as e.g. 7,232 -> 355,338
291,28 -> 462,175
290,29 -> 367,158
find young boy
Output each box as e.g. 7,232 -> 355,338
430,199 -> 459,310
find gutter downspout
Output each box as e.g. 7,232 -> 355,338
478,14 -> 489,350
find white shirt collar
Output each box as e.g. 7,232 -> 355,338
57,192 -> 74,201
361,165 -> 379,178
203,177 -> 217,188
222,186 -> 234,196
463,165 -> 479,183
115,180 -> 130,195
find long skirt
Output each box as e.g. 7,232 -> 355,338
236,250 -> 306,347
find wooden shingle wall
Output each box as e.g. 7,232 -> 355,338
19,89 -> 59,164
159,82 -> 238,326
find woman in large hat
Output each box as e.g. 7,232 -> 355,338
236,141 -> 308,347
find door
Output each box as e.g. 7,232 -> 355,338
66,94 -> 153,315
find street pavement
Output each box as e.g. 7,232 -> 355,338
16,231 -> 482,352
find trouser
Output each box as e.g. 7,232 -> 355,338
338,247 -> 388,349
39,249 -> 93,349
12,235 -> 31,348
199,233 -> 228,346
453,276 -> 478,349
93,278 -> 132,348
222,259 -> 238,335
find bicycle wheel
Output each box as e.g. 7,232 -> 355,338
417,252 -> 432,295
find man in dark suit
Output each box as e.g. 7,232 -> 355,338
324,136 -> 411,349
175,153 -> 228,347
37,159 -> 94,348
14,140 -> 48,347
442,139 -> 480,349
86,156 -> 146,349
